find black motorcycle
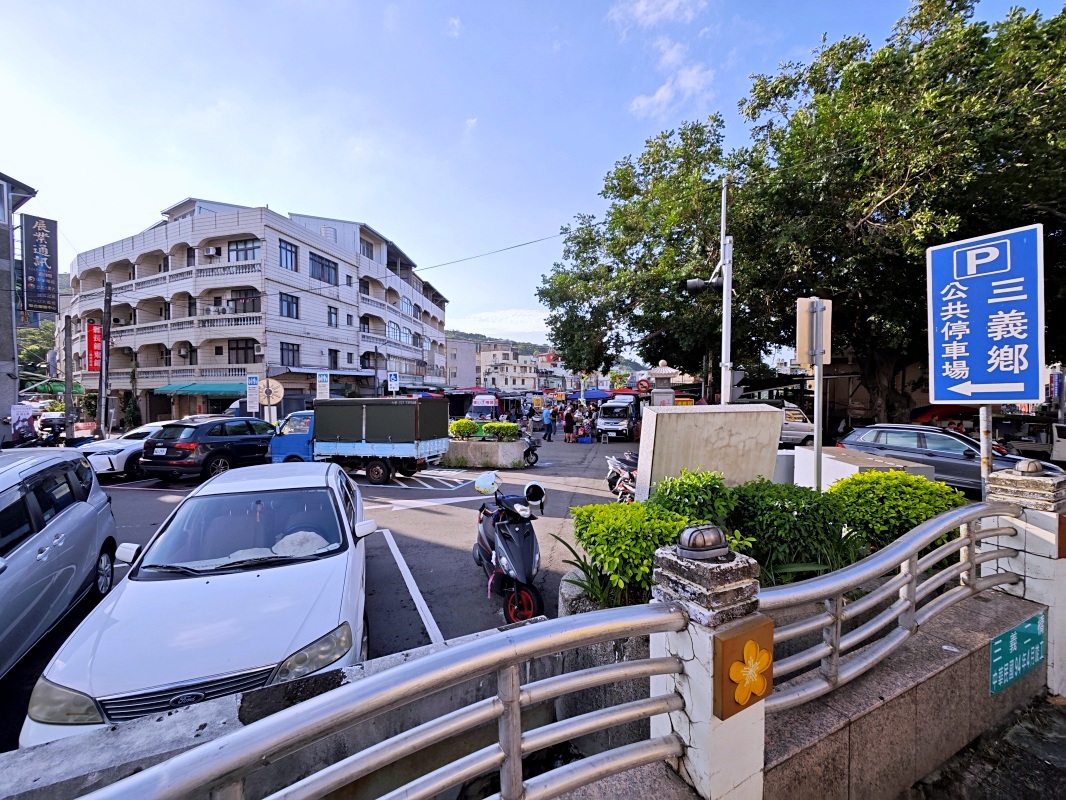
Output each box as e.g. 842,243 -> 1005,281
520,432 -> 542,466
472,472 -> 546,624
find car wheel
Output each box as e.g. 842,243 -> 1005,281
283,455 -> 304,463
204,454 -> 233,478
93,544 -> 116,599
365,459 -> 391,485
801,437 -> 814,446
124,456 -> 146,480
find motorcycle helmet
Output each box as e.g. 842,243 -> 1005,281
474,471 -> 501,495
524,481 -> 546,511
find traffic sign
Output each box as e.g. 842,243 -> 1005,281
927,224 -> 1044,403
990,610 -> 1045,695
246,375 -> 260,413
316,372 -> 330,401
387,371 -> 399,393
636,379 -> 650,392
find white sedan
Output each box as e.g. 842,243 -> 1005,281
79,423 -> 175,478
20,462 -> 377,747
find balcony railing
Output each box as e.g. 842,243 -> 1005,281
360,295 -> 387,310
198,314 -> 262,329
196,262 -> 262,279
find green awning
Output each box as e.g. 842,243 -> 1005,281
155,382 -> 246,398
21,380 -> 85,395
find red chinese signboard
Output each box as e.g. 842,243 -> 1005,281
87,324 -> 102,372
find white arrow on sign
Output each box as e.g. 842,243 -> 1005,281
948,381 -> 1025,396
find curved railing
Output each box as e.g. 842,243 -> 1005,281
84,603 -> 688,800
760,501 -> 1023,712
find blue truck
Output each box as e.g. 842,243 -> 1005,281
269,398 -> 450,485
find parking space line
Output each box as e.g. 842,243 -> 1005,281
411,477 -> 433,489
381,528 -> 444,645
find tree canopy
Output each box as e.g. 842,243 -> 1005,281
539,0 -> 1066,419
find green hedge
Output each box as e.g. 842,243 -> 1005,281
570,502 -> 689,606
647,468 -> 735,525
482,422 -> 520,441
449,419 -> 478,439
828,471 -> 967,551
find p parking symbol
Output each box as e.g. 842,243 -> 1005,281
954,239 -> 1010,281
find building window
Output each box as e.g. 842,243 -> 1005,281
346,275 -> 353,287
400,327 -> 413,345
280,342 -> 300,367
361,353 -> 374,369
346,313 -> 354,326
187,297 -> 196,317
359,278 -> 370,296
309,253 -> 338,285
162,348 -> 172,367
214,346 -> 224,356
230,289 -> 261,314
163,302 -> 172,321
359,315 -> 371,333
228,338 -> 257,364
188,348 -> 198,366
321,226 -> 337,242
279,292 -> 299,319
359,238 -> 374,260
279,240 -> 298,271
161,256 -> 170,273
186,247 -> 195,268
213,296 -> 223,307
387,321 -> 401,341
327,306 -> 338,327
328,349 -> 339,370
400,297 -> 413,315
228,239 -> 260,262
346,352 -> 354,364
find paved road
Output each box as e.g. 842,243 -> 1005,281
0,437 -> 631,752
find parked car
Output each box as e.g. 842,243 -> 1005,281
36,411 -> 68,435
595,401 -> 638,441
836,423 -> 1064,491
80,423 -> 175,479
20,462 -> 377,746
0,450 -> 118,681
780,403 -> 815,447
139,417 -> 276,481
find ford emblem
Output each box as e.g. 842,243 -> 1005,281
169,691 -> 206,707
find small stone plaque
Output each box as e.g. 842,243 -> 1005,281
713,613 -> 774,720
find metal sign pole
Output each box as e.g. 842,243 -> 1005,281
811,298 -> 824,491
980,405 -> 993,500
718,176 -> 732,406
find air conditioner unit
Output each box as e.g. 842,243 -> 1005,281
122,347 -> 133,356
254,344 -> 264,354
177,347 -> 188,357
204,247 -> 221,257
112,318 -> 121,324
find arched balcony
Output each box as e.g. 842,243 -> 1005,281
134,249 -> 168,281
105,259 -> 135,285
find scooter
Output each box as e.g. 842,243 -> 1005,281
472,471 -> 546,624
520,433 -> 542,466
605,452 -> 638,494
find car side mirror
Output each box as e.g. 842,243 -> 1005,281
354,519 -> 378,539
115,543 -> 141,564
963,450 -> 976,459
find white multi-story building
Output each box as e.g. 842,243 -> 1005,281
445,337 -> 479,388
476,341 -> 537,391
63,198 -> 447,421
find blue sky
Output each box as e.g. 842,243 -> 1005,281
1,0 -> 1057,344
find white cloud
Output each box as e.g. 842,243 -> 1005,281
630,62 -> 714,119
446,309 -> 550,343
444,17 -> 462,37
608,0 -> 707,29
654,36 -> 687,69
465,117 -> 478,131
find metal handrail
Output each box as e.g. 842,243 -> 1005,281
761,501 -> 1023,712
84,603 -> 688,800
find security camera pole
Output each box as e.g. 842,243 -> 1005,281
685,175 -> 733,405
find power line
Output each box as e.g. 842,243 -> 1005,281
416,233 -> 565,272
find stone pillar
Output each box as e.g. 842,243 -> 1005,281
983,466 -> 1066,695
650,547 -> 767,799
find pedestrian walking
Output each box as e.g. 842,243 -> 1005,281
563,407 -> 575,443
542,405 -> 554,441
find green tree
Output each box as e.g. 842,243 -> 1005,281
733,0 -> 1066,420
17,320 -> 56,374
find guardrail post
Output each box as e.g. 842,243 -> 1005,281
650,546 -> 766,799
985,467 -> 1066,696
821,595 -> 843,685
899,555 -> 918,633
498,663 -> 524,800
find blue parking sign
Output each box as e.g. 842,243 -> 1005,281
927,225 -> 1044,403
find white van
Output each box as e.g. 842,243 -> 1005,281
780,402 -> 815,446
596,399 -> 638,441
466,394 -> 500,420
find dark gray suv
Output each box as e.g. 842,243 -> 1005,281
139,418 -> 276,481
837,423 -> 1063,491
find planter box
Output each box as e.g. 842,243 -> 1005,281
440,439 -> 526,469
555,568 -> 651,756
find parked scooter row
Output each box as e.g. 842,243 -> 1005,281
605,451 -> 638,503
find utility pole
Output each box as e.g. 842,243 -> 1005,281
95,282 -> 112,438
63,315 -> 74,440
718,175 -> 732,406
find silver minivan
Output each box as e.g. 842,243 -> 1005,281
0,450 -> 118,680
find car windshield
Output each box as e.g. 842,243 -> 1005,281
600,406 -> 628,419
139,488 -> 345,574
156,425 -> 197,441
121,427 -> 159,441
280,415 -> 311,435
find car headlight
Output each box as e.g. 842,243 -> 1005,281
93,449 -> 124,457
26,678 -> 103,725
270,622 -> 352,685
513,503 -> 531,519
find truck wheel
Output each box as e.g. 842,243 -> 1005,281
284,455 -> 304,463
397,467 -> 417,477
366,460 -> 391,485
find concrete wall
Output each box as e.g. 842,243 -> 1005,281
793,447 -> 935,491
635,404 -> 781,499
441,438 -> 526,469
1,622 -> 559,800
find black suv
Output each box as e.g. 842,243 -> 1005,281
837,423 -> 1063,491
140,418 -> 276,481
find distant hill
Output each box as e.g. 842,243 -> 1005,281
444,329 -> 647,371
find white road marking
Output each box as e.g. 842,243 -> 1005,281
381,528 -> 444,645
411,477 -> 433,489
